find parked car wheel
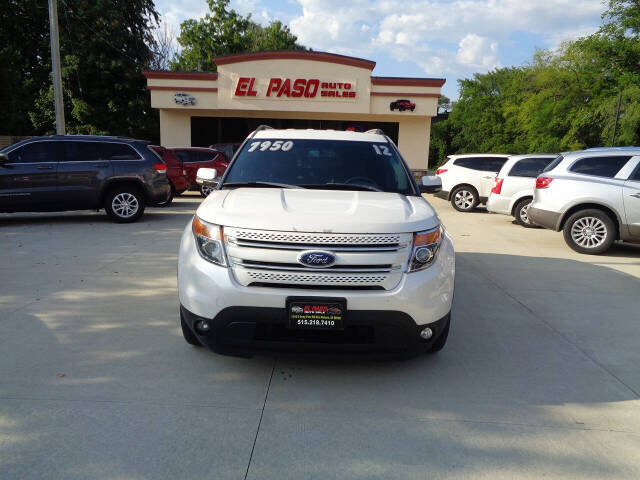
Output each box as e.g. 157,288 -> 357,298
514,197 -> 535,228
200,184 -> 215,197
429,316 -> 450,353
451,186 -> 479,212
562,209 -> 616,255
104,186 -> 146,223
180,314 -> 202,347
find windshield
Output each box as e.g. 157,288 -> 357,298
222,138 -> 414,194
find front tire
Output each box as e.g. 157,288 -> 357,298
562,209 -> 616,255
104,186 -> 145,223
514,197 -> 534,228
450,186 -> 479,212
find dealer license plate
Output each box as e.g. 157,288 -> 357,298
287,298 -> 346,330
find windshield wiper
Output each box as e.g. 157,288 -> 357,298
302,183 -> 383,192
221,181 -> 304,189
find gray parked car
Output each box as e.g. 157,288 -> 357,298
0,135 -> 171,222
528,147 -> 640,254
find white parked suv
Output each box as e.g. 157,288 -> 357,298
177,127 -> 456,357
435,154 -> 511,211
487,154 -> 557,227
528,147 -> 640,254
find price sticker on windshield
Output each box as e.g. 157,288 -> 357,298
247,140 -> 294,152
372,144 -> 392,156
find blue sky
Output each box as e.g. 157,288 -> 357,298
155,0 -> 606,100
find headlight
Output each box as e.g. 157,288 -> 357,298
408,225 -> 443,272
192,216 -> 227,266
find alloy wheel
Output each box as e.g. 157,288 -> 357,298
111,192 -> 139,219
570,216 -> 607,249
519,203 -> 531,224
454,190 -> 475,210
201,185 -> 214,196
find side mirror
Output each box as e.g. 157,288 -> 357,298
419,175 -> 442,194
0,153 -> 9,166
196,167 -> 219,185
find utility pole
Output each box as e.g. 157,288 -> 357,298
48,0 -> 65,135
611,92 -> 622,147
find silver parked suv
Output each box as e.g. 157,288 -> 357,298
528,147 -> 640,254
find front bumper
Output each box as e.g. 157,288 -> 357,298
181,305 -> 450,356
178,224 -> 455,354
528,206 -> 562,230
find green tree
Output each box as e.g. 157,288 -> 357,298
1,0 -> 159,138
172,0 -> 304,72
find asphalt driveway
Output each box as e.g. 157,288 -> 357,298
1,194 -> 639,479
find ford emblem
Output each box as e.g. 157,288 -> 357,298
297,250 -> 336,268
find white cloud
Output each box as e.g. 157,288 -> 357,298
456,34 -> 500,69
288,0 -> 603,77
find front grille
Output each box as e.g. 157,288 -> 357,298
247,283 -> 385,290
245,270 -> 388,284
233,229 -> 402,246
224,227 -> 410,290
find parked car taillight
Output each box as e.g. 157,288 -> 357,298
436,168 -> 447,175
536,177 -> 553,189
491,178 -> 503,194
154,163 -> 167,174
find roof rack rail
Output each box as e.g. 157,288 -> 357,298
364,128 -> 385,135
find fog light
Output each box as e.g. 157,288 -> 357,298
195,320 -> 211,333
420,327 -> 433,340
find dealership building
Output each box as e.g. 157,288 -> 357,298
143,51 -> 445,172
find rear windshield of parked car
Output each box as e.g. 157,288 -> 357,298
508,157 -> 555,177
542,155 -> 563,173
224,139 -> 413,194
569,156 -> 631,178
454,157 -> 508,172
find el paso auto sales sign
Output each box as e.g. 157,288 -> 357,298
234,77 -> 357,101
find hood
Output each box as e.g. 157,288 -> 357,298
196,188 -> 439,233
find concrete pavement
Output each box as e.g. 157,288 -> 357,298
1,194 -> 639,479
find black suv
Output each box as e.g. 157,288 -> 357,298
0,135 -> 171,222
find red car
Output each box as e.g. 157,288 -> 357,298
170,147 -> 230,196
150,146 -> 189,205
390,99 -> 416,112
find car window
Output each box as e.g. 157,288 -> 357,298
453,158 -> 481,170
97,143 -> 141,160
198,151 -> 217,163
542,155 -> 564,173
225,139 -> 414,194
569,156 -> 631,178
630,163 -> 640,182
175,151 -> 199,163
59,141 -> 101,162
483,157 -> 509,172
509,157 -> 555,177
7,141 -> 57,163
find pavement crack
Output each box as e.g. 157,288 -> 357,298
244,357 -> 276,480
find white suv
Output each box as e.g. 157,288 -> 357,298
487,154 -> 557,227
529,147 -> 640,254
177,128 -> 455,357
436,154 -> 511,211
